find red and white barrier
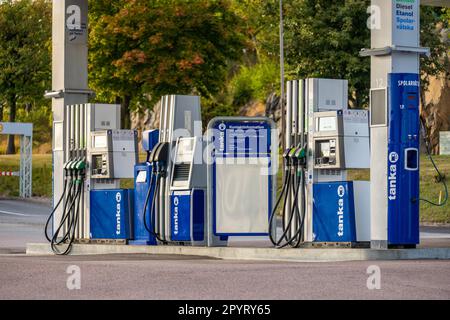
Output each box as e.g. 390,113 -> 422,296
0,171 -> 19,177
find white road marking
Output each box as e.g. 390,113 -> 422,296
421,232 -> 450,239
0,210 -> 33,217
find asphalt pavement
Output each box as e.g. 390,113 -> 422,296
1,254 -> 450,299
1,198 -> 450,299
0,199 -> 49,254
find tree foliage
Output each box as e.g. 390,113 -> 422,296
89,0 -> 247,128
0,0 -> 51,153
420,6 -> 449,93
281,0 -> 371,108
199,0 -> 282,123
0,0 -> 447,152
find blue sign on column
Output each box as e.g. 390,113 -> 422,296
387,73 -> 420,246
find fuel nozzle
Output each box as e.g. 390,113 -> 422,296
64,159 -> 77,178
283,147 -> 294,169
294,145 -> 307,167
75,158 -> 86,181
292,145 -> 306,178
63,161 -> 72,177
149,142 -> 170,176
75,158 -> 86,171
289,147 -> 299,173
156,161 -> 167,177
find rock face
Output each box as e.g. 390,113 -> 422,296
239,94 -> 283,143
131,100 -> 161,133
131,95 -> 283,149
130,100 -> 161,152
238,100 -> 266,117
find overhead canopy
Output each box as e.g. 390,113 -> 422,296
421,0 -> 450,7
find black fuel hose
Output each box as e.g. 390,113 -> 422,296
269,164 -> 291,246
141,162 -> 167,243
143,165 -> 156,234
269,149 -> 307,249
51,179 -> 83,255
275,169 -> 304,248
45,175 -> 68,242
143,166 -> 167,242
277,170 -> 306,249
150,174 -> 166,243
418,118 -> 448,207
53,179 -> 75,245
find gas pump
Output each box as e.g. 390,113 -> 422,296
88,129 -> 138,242
45,104 -> 138,254
133,95 -> 203,245
272,78 -> 371,248
169,137 -> 207,245
131,130 -> 159,245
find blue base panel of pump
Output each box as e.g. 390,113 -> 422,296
387,73 -> 420,246
170,189 -> 205,242
90,189 -> 134,240
130,163 -> 157,245
313,182 -> 356,243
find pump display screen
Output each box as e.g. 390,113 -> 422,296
406,92 -> 418,109
405,149 -> 419,171
91,154 -> 109,177
93,135 -> 108,148
92,155 -> 103,171
315,139 -> 337,166
318,141 -> 330,158
317,117 -> 337,132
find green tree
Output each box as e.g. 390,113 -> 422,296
88,0 -> 138,129
199,0 -> 281,123
89,0 -> 247,129
419,7 -> 449,153
248,0 -> 448,111
281,0 -> 371,108
420,7 -> 449,104
0,0 -> 51,154
229,0 -> 280,63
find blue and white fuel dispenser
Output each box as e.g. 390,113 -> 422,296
130,130 -> 159,245
387,74 -> 420,245
274,79 -> 372,248
88,130 -> 139,242
369,73 -> 421,248
169,137 -> 207,245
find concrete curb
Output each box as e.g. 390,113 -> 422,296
26,243 -> 450,262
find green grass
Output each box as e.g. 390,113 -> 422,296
349,155 -> 450,224
1,154 -> 449,223
0,154 -> 144,197
418,155 -> 450,224
0,154 -> 53,198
